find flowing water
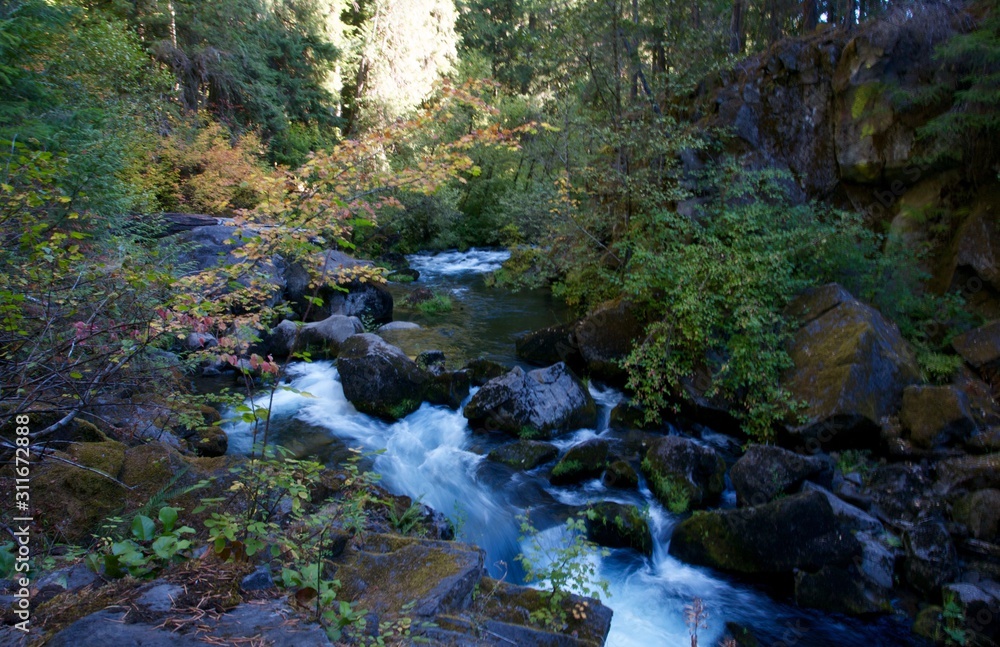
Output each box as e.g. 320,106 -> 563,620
224,249 -> 921,647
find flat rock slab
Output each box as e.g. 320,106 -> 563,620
46,600 -> 333,647
337,534 -> 485,618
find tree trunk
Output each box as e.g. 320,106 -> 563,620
729,0 -> 745,54
803,0 -> 818,31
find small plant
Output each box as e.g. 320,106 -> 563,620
642,458 -> 691,514
388,497 -> 426,536
551,459 -> 583,479
685,597 -> 710,647
417,293 -> 453,315
87,506 -> 194,578
940,590 -> 968,646
835,449 -> 873,478
514,511 -> 610,631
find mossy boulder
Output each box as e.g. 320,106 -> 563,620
794,564 -> 891,615
730,444 -> 833,507
782,284 -> 921,450
550,439 -> 610,485
335,534 -> 484,618
602,459 -> 638,489
487,440 -> 559,471
668,490 -> 861,576
952,489 -> 1000,542
463,358 -> 508,386
29,441 -> 127,543
424,370 -> 471,409
584,502 -> 652,555
337,334 -> 430,421
574,299 -> 646,383
188,426 -> 228,457
463,363 -> 597,439
900,384 -> 977,449
641,436 -> 725,512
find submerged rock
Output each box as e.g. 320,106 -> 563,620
782,284 -> 921,450
463,363 -> 597,439
641,436 -> 725,512
337,334 -> 429,420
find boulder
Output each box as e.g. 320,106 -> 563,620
337,334 -> 429,420
794,564 -> 890,615
952,489 -> 1000,542
463,363 -> 597,439
463,358 -> 508,386
602,459 -> 639,489
424,370 -> 471,409
156,212 -> 218,235
730,445 -> 833,507
867,462 -> 940,525
584,501 -> 653,556
187,426 -> 228,457
903,521 -> 958,595
952,320 -> 1000,369
782,284 -> 921,450
415,350 -> 447,373
608,402 -> 660,431
800,482 -> 883,533
173,226 -> 284,307
336,534 -> 484,618
515,322 -> 584,371
900,385 -> 977,449
668,490 -> 861,576
641,436 -> 725,512
550,439 -> 610,485
487,440 -> 559,471
269,315 -> 364,358
574,300 -> 646,383
185,332 -> 218,351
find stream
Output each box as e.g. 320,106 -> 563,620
224,249 -> 920,647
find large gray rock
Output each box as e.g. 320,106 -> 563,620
463,363 -> 597,439
281,250 -> 392,324
669,490 -> 862,575
730,445 -> 833,506
900,384 -> 977,449
641,436 -> 726,512
337,334 -> 429,420
782,284 -> 921,450
270,315 -> 364,357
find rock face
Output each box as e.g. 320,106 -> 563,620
900,384 -> 977,449
463,363 -> 597,439
730,445 -> 833,507
782,284 -> 921,449
281,250 -> 392,324
574,300 -> 646,383
937,453 -> 1000,492
337,334 -> 429,420
669,490 -> 861,576
641,436 -> 725,511
584,501 -> 653,556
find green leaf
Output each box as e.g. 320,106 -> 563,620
158,506 -> 179,533
131,514 -> 156,541
151,535 -> 176,560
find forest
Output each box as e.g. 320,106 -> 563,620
1,0 -> 1000,644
